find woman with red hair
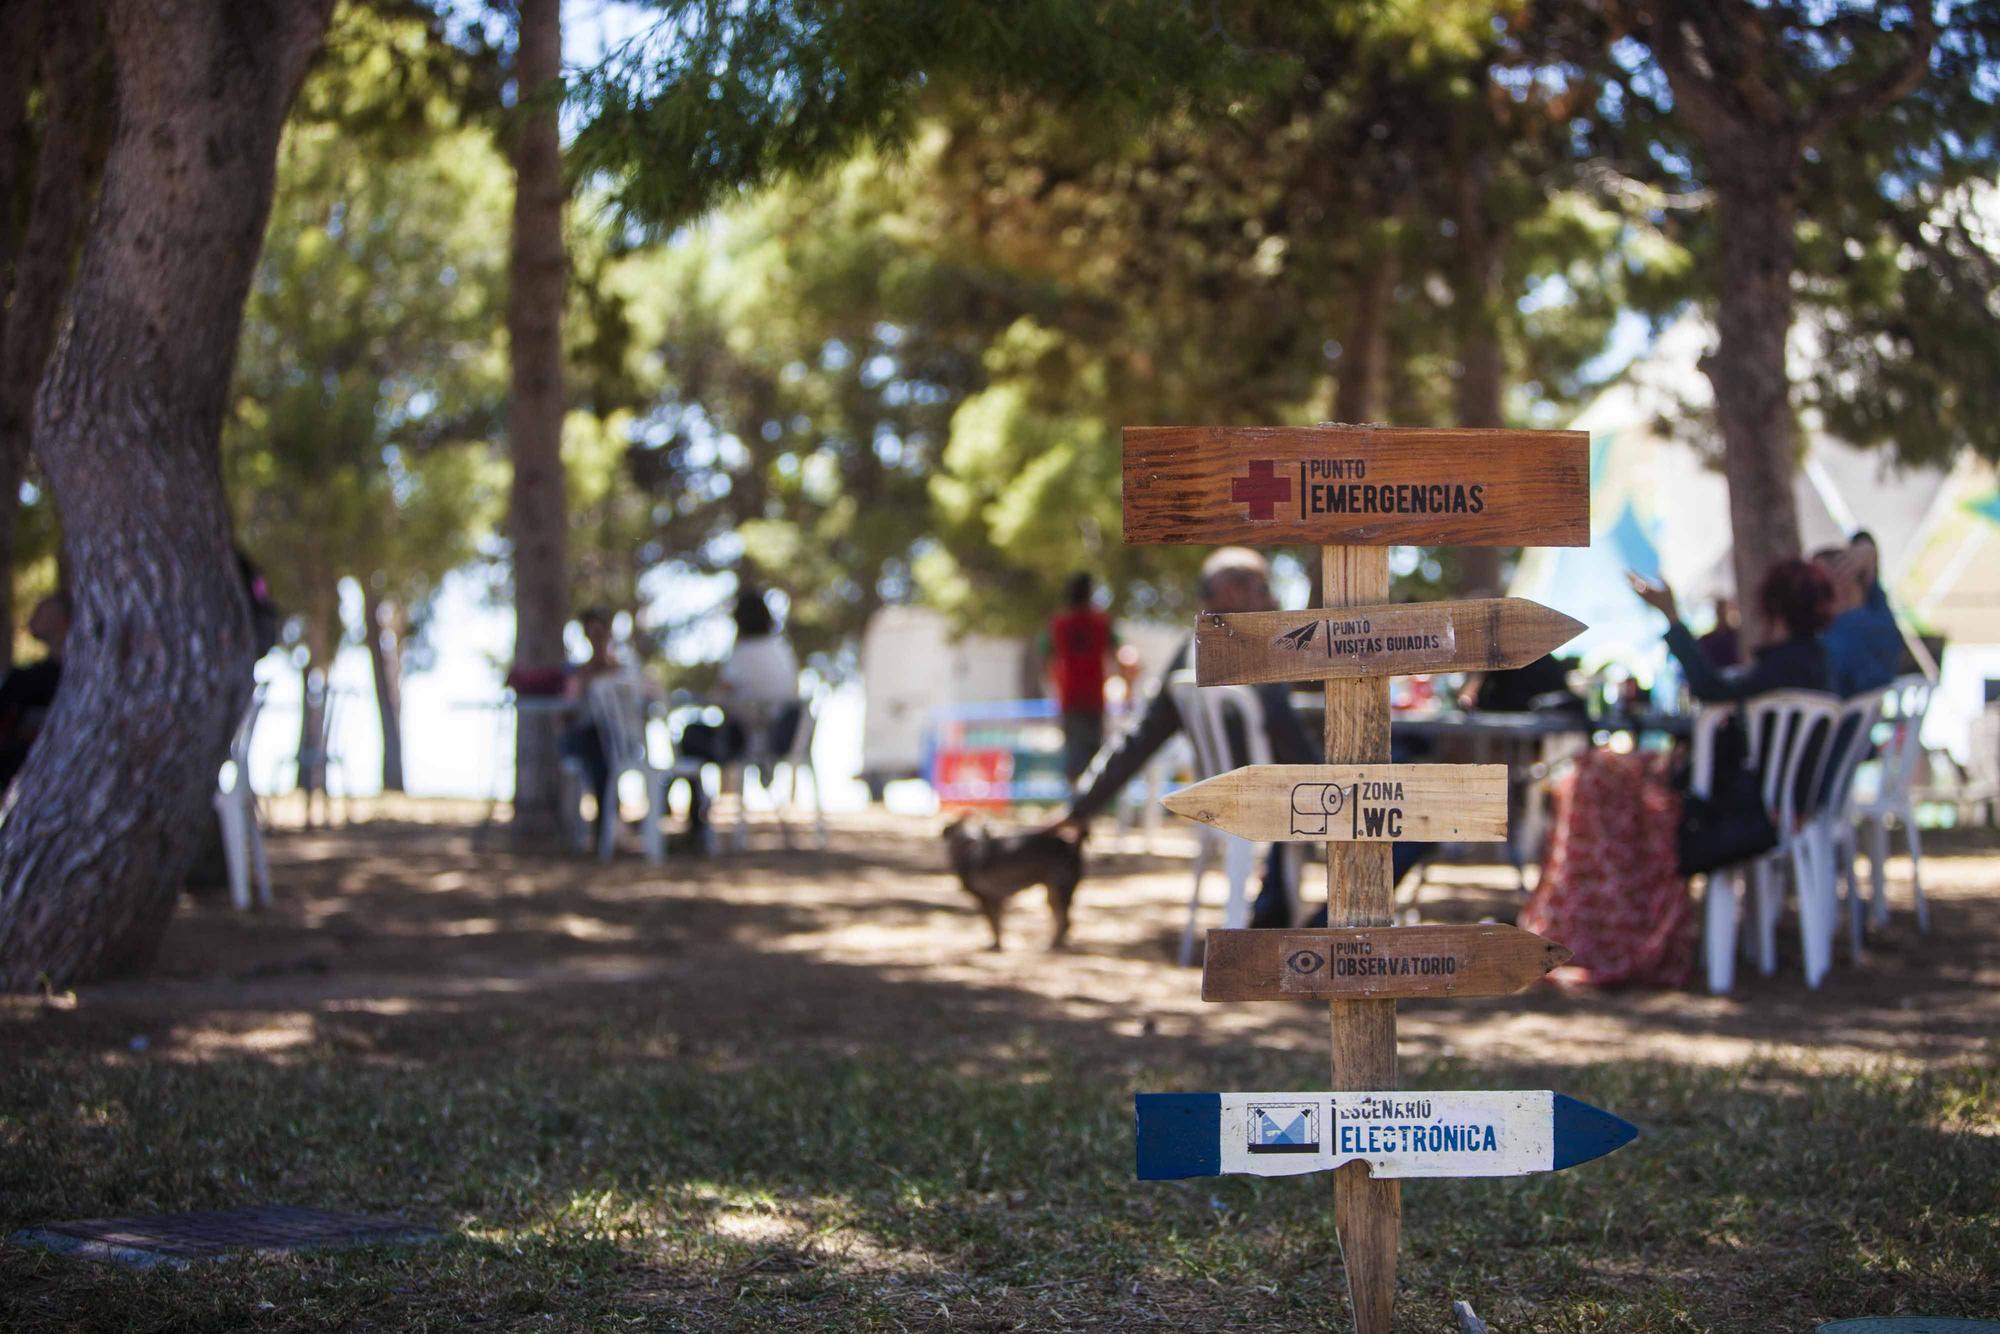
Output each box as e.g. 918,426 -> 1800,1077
1629,559 -> 1835,701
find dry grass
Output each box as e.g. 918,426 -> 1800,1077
3,809 -> 1996,1331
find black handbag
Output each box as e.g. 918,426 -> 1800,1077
1676,759 -> 1777,876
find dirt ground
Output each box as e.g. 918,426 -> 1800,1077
9,802 -> 1996,1075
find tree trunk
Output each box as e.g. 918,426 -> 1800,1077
0,0 -> 333,990
507,0 -> 571,838
363,585 -> 405,794
0,1 -> 34,678
1703,159 -> 1805,629
0,6 -> 36,266
1310,229 -> 1400,607
0,0 -> 112,675
1450,145 -> 1508,600
293,594 -> 338,812
1333,230 -> 1397,426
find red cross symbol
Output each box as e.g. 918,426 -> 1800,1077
1231,459 -> 1292,520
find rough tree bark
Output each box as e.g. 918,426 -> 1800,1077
0,0 -> 334,989
507,0 -> 571,838
1450,139 -> 1508,600
0,0 -> 36,677
362,584 -> 406,794
0,5 -> 35,255
0,0 -> 113,672
1703,153 -> 1805,625
1644,4 -> 1936,619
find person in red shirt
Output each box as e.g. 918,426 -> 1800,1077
1042,572 -> 1121,784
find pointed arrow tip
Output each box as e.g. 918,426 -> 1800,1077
1551,1093 -> 1638,1170
1159,780 -> 1214,822
1546,942 -> 1574,971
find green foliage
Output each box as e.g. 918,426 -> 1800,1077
1573,0 -> 2000,465
617,153 -> 1012,660
228,9 -> 510,661
568,0 -> 1255,230
561,2 -> 1681,641
1796,5 -> 2000,464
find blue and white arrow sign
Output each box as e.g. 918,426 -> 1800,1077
1135,1090 -> 1636,1181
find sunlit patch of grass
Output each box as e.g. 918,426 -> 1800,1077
2,1030 -> 1996,1330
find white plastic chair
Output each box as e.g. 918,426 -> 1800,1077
1165,671 -> 1278,966
1814,687 -> 1890,958
719,697 -> 818,851
564,675 -> 669,864
1695,690 -> 1844,993
767,697 -> 827,849
1689,702 -> 1743,994
1849,675 -> 1933,933
214,686 -> 273,911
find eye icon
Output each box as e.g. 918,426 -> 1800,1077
1287,950 -> 1325,975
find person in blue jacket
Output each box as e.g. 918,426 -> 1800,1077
1815,532 -> 1904,697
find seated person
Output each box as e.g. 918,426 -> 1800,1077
558,607 -> 624,845
1814,533 -> 1902,698
678,586 -> 802,832
1629,560 -> 1833,704
0,593 -> 72,791
1697,596 -> 1741,670
1629,558 -> 1835,835
1053,547 -> 1428,928
1519,560 -> 1839,981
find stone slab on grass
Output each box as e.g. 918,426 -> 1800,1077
11,1206 -> 442,1268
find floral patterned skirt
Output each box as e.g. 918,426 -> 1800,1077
1519,747 -> 1697,989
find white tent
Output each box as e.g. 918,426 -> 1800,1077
1511,316 -> 2000,757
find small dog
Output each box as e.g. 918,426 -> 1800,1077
942,816 -> 1084,951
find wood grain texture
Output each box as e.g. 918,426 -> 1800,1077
1201,925 -> 1572,1002
1194,598 -> 1585,687
1322,546 -> 1399,1334
1123,425 -> 1588,547
1161,763 -> 1507,843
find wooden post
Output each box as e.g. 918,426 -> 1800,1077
1321,543 -> 1399,1334
1122,423 -> 1595,1323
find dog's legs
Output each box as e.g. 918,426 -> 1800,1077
1047,875 -> 1077,950
979,897 -> 1006,951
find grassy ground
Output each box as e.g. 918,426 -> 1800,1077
3,813 -> 1997,1331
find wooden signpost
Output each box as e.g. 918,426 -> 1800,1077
1123,423 -> 1612,1333
1194,597 -> 1584,687
1122,425 -> 1588,547
1201,924 -> 1571,1002
1136,1090 -> 1636,1181
1160,763 -> 1508,843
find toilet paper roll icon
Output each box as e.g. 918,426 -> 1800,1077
1290,782 -> 1346,836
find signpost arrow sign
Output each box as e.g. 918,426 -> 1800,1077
1201,925 -> 1572,1002
1161,763 -> 1507,843
1122,425 -> 1589,547
1135,1090 -> 1637,1181
1194,597 -> 1585,687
